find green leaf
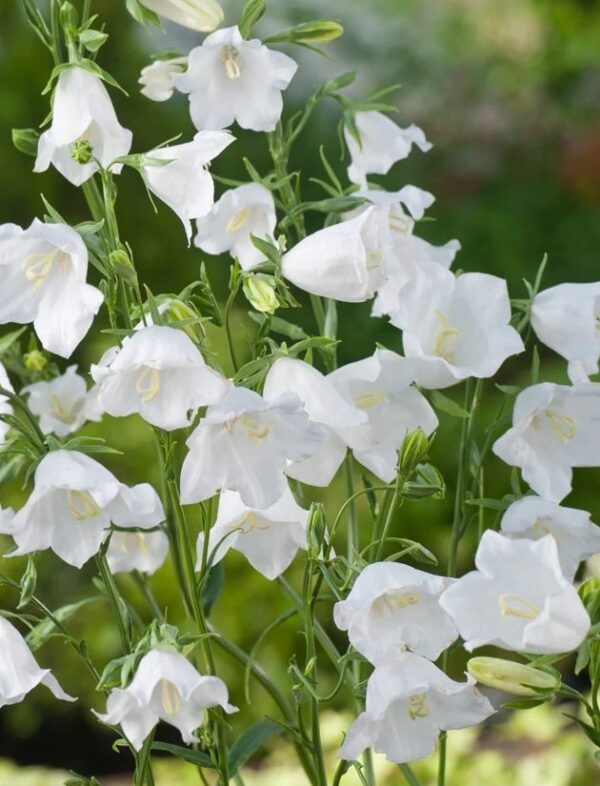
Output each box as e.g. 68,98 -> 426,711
228,719 -> 283,774
79,29 -> 109,53
125,0 -> 161,26
12,128 -> 40,157
26,598 -> 99,650
152,742 -> 215,768
239,0 -> 266,38
0,327 -> 26,356
430,390 -> 470,419
202,562 -> 224,616
248,312 -> 308,340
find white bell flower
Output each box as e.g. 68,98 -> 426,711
173,26 -> 297,132
0,220 -> 103,358
142,131 -> 235,241
328,349 -> 438,481
138,0 -> 223,32
34,66 -> 132,187
531,282 -> 600,383
0,616 -> 75,708
500,496 -> 600,581
339,654 -> 493,764
263,357 -> 367,487
492,382 -> 600,502
0,361 -> 14,446
95,648 -> 236,751
1,450 -> 165,568
334,562 -> 457,664
439,530 -> 590,654
355,186 -> 436,222
139,57 -> 188,102
180,386 -> 326,509
195,183 -> 277,270
345,111 -> 432,186
107,529 -> 169,576
281,207 -> 389,302
395,265 -> 524,389
23,365 -> 102,437
91,325 -> 229,431
196,485 -> 309,580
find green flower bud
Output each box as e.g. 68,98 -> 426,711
24,350 -> 48,372
399,427 -> 429,476
243,275 -> 280,315
267,20 -> 344,45
467,657 -> 559,698
71,139 -> 94,164
166,299 -> 203,343
109,249 -> 138,285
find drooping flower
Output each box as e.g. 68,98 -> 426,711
345,111 -> 432,186
394,266 -> 524,389
91,325 -> 229,431
492,383 -> 600,502
0,361 -> 14,446
531,282 -> 600,383
1,450 -> 165,568
0,220 -> 103,358
328,349 -> 438,481
281,207 -> 389,302
195,183 -> 277,270
439,530 -> 590,654
334,562 -> 457,664
23,365 -> 102,437
173,26 -> 297,132
139,57 -> 188,102
196,485 -> 309,580
339,653 -> 493,764
0,616 -> 75,708
107,529 -> 170,576
500,495 -> 600,580
34,67 -> 132,187
95,648 -> 236,751
138,0 -> 223,32
263,357 -> 367,486
355,185 -> 436,221
180,386 -> 326,509
142,131 -> 235,241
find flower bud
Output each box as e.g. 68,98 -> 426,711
138,0 -> 224,32
71,139 -> 94,164
243,275 -> 280,315
109,249 -> 138,285
467,656 -> 559,698
166,299 -> 203,343
267,20 -> 344,45
399,427 -> 429,476
24,350 -> 48,372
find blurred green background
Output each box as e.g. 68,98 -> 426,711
0,0 -> 599,782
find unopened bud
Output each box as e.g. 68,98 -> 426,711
243,275 -> 279,315
24,350 -> 47,372
166,299 -> 202,343
109,249 -> 138,285
71,139 -> 94,164
267,20 -> 344,45
467,656 -> 559,698
399,428 -> 429,476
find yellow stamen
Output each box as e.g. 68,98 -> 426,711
67,489 -> 102,521
433,310 -> 460,362
372,591 -> 421,617
498,593 -> 541,621
366,250 -> 382,271
136,368 -> 161,403
353,391 -> 387,410
21,249 -> 59,288
226,206 -> 252,233
388,214 -> 412,236
545,409 -> 576,441
234,512 -> 270,534
408,693 -> 429,720
50,394 -> 76,425
160,680 -> 181,717
221,45 -> 241,79
239,414 -> 272,441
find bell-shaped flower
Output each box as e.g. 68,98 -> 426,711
492,382 -> 600,502
34,66 -> 132,187
173,26 -> 297,132
95,648 -> 236,751
91,325 -> 229,431
263,357 -> 367,486
339,653 -> 493,764
1,450 -> 165,568
196,485 -> 309,580
142,131 -> 235,241
328,349 -> 438,481
23,365 -> 102,437
281,207 -> 390,302
439,530 -> 590,654
500,496 -> 600,580
139,57 -> 188,102
355,185 -> 436,222
345,111 -> 432,186
0,616 -> 75,708
107,529 -> 169,575
334,562 -> 457,664
531,282 -> 600,383
0,220 -> 103,358
180,386 -> 326,509
0,361 -> 14,445
395,266 -> 524,389
139,0 -> 223,32
195,183 -> 277,270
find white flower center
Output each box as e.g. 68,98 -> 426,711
160,679 -> 181,717
51,394 -> 76,425
366,249 -> 382,271
225,414 -> 272,441
372,590 -> 421,617
544,409 -> 576,441
234,511 -> 270,534
67,489 -> 102,521
388,213 -> 412,236
531,517 -> 556,541
498,593 -> 541,621
221,45 -> 241,80
433,310 -> 460,362
353,391 -> 387,410
407,693 -> 429,720
226,206 -> 252,233
136,368 -> 161,403
21,249 -> 66,289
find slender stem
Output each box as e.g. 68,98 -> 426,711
96,553 -> 131,652
436,732 -> 447,786
224,284 -> 240,373
400,762 -> 425,786
374,469 -> 405,562
344,456 -> 358,560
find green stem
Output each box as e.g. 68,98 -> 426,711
344,456 -> 358,560
96,553 -> 131,652
224,284 -> 240,373
374,469 -> 405,562
400,762 -> 425,786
